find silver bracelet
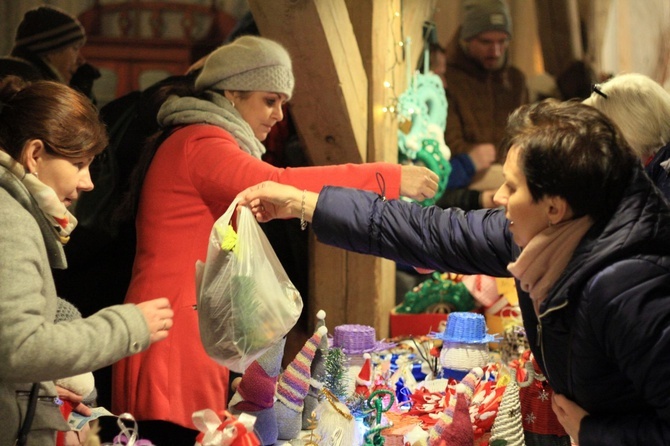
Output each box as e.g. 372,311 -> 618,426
300,189 -> 308,231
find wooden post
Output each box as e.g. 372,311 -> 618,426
248,0 -> 436,339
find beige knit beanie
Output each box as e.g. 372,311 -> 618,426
195,35 -> 295,99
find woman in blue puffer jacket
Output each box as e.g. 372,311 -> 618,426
238,99 -> 670,445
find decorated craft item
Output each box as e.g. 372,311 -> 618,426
303,310 -> 330,430
355,353 -> 374,397
388,337 -> 439,381
489,370 -> 525,446
470,364 -> 507,440
276,326 -> 328,440
361,389 -> 396,446
196,200 -> 302,372
500,324 -> 529,365
432,312 -> 497,380
228,337 -> 286,445
106,412 -> 155,445
395,273 -> 475,314
321,347 -> 350,401
428,367 -> 482,445
514,351 -> 570,445
407,386 -> 447,427
303,411 -> 320,446
331,324 -> 395,356
192,409 -> 260,446
460,274 -> 500,308
316,388 -> 359,446
484,277 -> 521,347
397,38 -> 451,206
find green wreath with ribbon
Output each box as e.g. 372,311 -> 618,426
397,35 -> 451,206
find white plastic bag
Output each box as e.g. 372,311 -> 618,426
195,199 -> 303,372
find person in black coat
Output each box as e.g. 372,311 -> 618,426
237,99 -> 670,445
0,5 -> 100,101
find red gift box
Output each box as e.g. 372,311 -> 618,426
389,311 -> 448,337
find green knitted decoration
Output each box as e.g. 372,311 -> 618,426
395,272 -> 475,314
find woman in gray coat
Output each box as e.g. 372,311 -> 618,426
0,76 -> 174,446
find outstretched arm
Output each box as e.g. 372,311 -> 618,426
237,181 -> 317,224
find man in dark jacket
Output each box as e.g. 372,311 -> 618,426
440,0 -> 529,208
0,5 -> 99,99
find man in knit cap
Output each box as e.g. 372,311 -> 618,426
437,0 -> 528,210
0,5 -> 98,96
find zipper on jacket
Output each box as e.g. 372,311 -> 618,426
537,300 -> 569,385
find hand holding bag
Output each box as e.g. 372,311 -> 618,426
196,199 -> 303,372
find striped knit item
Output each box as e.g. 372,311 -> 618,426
276,326 -> 327,412
14,6 -> 85,56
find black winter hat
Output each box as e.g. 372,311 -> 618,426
14,6 -> 86,56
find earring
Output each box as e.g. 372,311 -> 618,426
33,171 -> 38,178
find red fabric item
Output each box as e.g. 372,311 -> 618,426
195,410 -> 261,446
56,400 -> 77,446
440,392 -> 475,446
235,361 -> 277,411
112,125 -> 403,429
512,351 -> 567,437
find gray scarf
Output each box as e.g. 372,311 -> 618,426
157,91 -> 266,159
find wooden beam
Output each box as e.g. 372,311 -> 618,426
535,0 -> 583,76
248,0 -> 368,165
249,0 -> 435,340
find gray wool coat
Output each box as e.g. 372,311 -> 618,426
0,164 -> 151,445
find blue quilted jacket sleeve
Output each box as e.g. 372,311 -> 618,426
312,186 -> 518,277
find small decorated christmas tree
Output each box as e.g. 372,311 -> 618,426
322,347 -> 349,401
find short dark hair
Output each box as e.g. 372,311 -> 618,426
501,99 -> 637,222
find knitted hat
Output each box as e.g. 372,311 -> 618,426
276,326 -> 327,412
355,353 -> 373,396
428,368 -> 483,445
194,35 -> 295,99
303,310 -> 329,429
14,6 -> 86,56
460,0 -> 512,41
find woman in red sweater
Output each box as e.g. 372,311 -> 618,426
111,35 -> 437,443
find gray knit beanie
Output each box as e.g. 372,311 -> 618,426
460,0 -> 512,41
14,6 -> 86,56
195,35 -> 295,99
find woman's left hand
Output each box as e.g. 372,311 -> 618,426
55,385 -> 93,417
552,393 -> 588,443
399,165 -> 439,200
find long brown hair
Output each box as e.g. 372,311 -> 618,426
0,76 -> 107,161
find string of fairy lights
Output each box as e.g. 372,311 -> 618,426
381,0 -> 438,117
381,0 -> 406,116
